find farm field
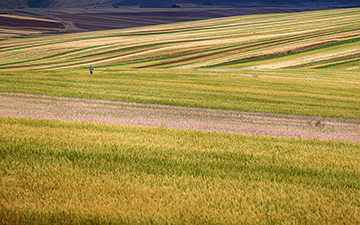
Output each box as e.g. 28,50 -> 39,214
1,117 -> 360,224
1,8 -> 360,70
0,7 -> 360,224
0,13 -> 66,39
0,7 -> 312,39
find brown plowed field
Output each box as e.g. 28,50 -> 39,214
0,15 -> 64,30
0,7 -> 321,37
1,92 -> 359,142
57,8 -> 315,30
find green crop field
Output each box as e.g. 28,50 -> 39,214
0,8 -> 360,224
0,69 -> 359,119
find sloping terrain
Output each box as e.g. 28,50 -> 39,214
1,0 -> 360,9
1,8 -> 360,224
0,14 -> 65,38
0,7 -> 313,38
54,8 -> 310,31
0,8 -> 359,70
0,0 -> 126,9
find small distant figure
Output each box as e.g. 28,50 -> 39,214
89,65 -> 93,74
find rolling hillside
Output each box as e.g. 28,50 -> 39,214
0,7 -> 317,38
1,0 -> 360,9
0,8 -> 359,71
0,8 -> 359,120
1,7 -> 360,224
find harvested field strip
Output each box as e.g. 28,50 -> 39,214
1,92 -> 359,142
0,33 -> 138,53
144,33 -> 360,69
0,35 -> 256,68
0,25 -> 60,32
10,48 -> 157,69
137,30 -> 353,68
287,52 -> 360,69
243,38 -> 360,70
181,33 -> 360,69
0,44 -> 118,66
207,35 -> 360,68
316,58 -> 360,69
0,42 -> 170,69
0,49 -> 152,70
0,33 -> 232,67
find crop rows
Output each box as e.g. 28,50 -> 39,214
1,8 -> 360,71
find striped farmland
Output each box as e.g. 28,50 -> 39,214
0,8 -> 360,71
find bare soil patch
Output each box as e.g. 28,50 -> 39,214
0,7 -> 323,37
0,15 -> 64,29
54,7 -> 317,31
1,92 -> 358,142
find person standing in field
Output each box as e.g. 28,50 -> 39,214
89,65 -> 93,74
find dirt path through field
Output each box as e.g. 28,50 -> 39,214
1,92 -> 359,142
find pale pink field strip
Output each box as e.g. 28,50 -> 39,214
1,92 -> 359,142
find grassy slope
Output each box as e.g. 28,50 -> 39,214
0,69 -> 359,118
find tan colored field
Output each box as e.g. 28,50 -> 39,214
0,14 -> 59,22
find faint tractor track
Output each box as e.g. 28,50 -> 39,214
50,15 -> 84,32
